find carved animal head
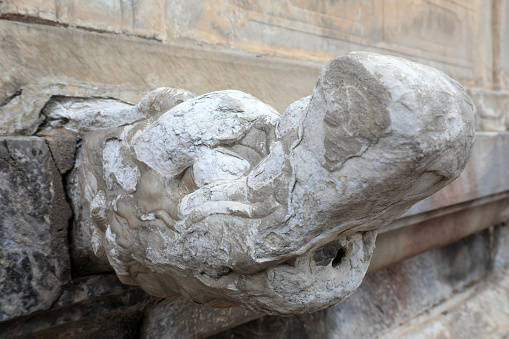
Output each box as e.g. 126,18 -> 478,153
78,52 -> 475,315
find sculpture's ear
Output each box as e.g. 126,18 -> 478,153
303,54 -> 392,172
135,87 -> 195,119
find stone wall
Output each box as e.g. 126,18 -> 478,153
0,0 -> 497,87
2,0 -> 509,135
1,1 -> 509,338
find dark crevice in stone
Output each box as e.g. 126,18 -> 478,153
0,88 -> 22,108
314,239 -> 345,267
332,247 -> 347,268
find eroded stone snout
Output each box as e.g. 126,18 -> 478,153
74,52 -> 475,315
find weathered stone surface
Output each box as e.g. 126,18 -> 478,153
38,128 -> 78,174
0,274 -> 153,339
381,266 -> 509,338
0,83 -> 145,136
211,229 -> 495,338
64,88 -> 196,276
70,52 -> 474,315
39,96 -> 136,132
0,20 -> 319,135
141,298 -> 262,339
39,89 -> 196,134
0,0 -> 165,40
0,137 -> 71,321
0,1 -> 494,88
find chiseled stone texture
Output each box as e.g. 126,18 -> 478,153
0,137 -> 71,321
211,229 -> 496,338
62,89 -> 195,276
72,52 -> 474,315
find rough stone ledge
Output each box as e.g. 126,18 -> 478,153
0,16 -> 506,137
0,275 -> 153,339
370,193 -> 509,273
0,19 -> 321,136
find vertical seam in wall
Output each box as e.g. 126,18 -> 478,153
54,0 -> 59,22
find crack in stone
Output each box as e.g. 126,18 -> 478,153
0,89 -> 22,108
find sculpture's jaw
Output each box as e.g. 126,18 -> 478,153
107,230 -> 376,316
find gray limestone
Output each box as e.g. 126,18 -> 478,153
0,137 -> 71,321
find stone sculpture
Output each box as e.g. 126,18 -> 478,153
70,52 -> 474,315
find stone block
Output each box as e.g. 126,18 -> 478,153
0,0 -> 57,21
466,87 -> 509,131
370,194 -> 509,273
0,274 -> 152,339
0,137 -> 71,321
38,128 -> 78,174
165,0 -> 491,87
1,0 -> 166,40
0,20 -> 318,135
133,0 -> 166,40
494,0 -> 509,90
57,0 -> 125,33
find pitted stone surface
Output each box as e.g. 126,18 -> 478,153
0,137 -> 71,321
69,52 -> 474,315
